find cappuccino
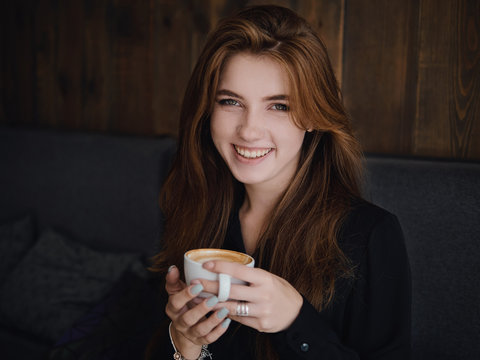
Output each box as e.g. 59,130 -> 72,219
186,249 -> 252,265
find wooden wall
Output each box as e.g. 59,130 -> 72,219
342,0 -> 480,159
1,0 -> 479,160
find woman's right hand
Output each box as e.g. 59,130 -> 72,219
165,266 -> 231,359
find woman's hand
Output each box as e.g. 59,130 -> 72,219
199,261 -> 303,333
165,266 -> 231,359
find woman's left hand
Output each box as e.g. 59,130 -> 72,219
198,260 -> 303,333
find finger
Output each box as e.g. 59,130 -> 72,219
180,296 -> 221,329
192,306 -> 230,338
202,260 -> 261,284
167,284 -> 204,314
228,315 -> 261,331
197,279 -> 257,302
189,297 -> 204,305
165,265 -> 185,295
211,300 -> 259,319
200,311 -> 232,344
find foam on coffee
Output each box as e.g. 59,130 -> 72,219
186,249 -> 252,265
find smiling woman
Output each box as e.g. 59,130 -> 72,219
149,5 -> 411,360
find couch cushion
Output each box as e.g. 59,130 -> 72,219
364,156 -> 480,360
0,229 -> 142,342
0,214 -> 35,285
0,127 -> 176,257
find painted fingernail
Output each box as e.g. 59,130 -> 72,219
217,307 -> 229,319
191,284 -> 203,295
206,296 -> 219,307
167,265 -> 176,273
221,318 -> 231,328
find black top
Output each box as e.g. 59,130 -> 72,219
145,201 -> 411,359
50,201 -> 411,360
205,201 -> 412,359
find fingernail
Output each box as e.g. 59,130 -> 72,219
191,284 -> 203,295
206,296 -> 219,307
221,318 -> 231,328
203,261 -> 214,270
167,265 -> 176,273
217,307 -> 229,319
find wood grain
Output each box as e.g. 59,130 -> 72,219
451,0 -> 480,158
34,0 -> 58,128
1,1 -> 36,126
82,0 -> 111,132
342,0 -> 417,156
414,0 -> 457,158
57,0 -> 84,129
413,0 -> 480,160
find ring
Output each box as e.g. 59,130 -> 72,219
236,301 -> 249,316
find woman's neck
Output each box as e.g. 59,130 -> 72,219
239,184 -> 284,254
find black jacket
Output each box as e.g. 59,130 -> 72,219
208,201 -> 412,359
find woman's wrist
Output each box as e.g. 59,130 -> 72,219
169,322 -> 205,359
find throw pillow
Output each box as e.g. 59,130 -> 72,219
0,229 -> 141,342
0,215 -> 35,285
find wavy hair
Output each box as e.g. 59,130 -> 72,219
150,5 -> 363,359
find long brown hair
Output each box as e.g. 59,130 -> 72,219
151,5 -> 362,358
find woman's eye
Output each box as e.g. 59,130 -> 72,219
218,99 -> 240,106
272,103 -> 289,111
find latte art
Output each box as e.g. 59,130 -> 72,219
186,249 -> 253,265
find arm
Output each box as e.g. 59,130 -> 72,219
271,213 -> 412,359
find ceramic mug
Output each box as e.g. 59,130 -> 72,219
184,248 -> 255,302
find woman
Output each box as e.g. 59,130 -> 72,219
150,5 -> 411,360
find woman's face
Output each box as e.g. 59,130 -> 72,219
210,52 -> 306,193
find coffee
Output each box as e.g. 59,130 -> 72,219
184,248 -> 255,301
186,249 -> 252,265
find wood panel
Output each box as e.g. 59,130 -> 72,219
413,0 -> 479,159
1,1 -> 36,126
34,0 -> 59,128
343,0 -> 480,160
342,0 -> 418,156
450,0 -> 479,158
83,0 -> 111,131
452,0 -> 480,159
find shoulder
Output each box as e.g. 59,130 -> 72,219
338,200 -> 405,261
342,199 -> 400,238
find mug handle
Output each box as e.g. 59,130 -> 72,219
218,273 -> 231,302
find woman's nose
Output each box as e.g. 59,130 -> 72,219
236,110 -> 264,141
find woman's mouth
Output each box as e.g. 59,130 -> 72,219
234,145 -> 273,159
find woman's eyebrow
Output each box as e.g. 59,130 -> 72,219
216,89 -> 243,99
264,94 -> 289,101
216,89 -> 289,101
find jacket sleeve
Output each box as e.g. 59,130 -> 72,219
270,213 -> 412,359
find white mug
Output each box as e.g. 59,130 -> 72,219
184,248 -> 255,302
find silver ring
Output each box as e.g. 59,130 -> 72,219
236,301 -> 249,316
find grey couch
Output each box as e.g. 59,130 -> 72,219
0,127 -> 479,359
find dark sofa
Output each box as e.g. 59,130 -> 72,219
1,127 -> 479,359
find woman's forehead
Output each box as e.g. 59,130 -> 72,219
217,53 -> 291,98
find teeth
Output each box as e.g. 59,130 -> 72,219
234,145 -> 272,159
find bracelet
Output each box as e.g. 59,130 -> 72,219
169,322 -> 212,360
